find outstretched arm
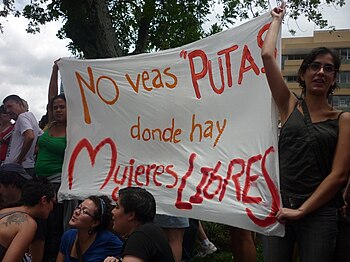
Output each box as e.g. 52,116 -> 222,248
48,59 -> 60,123
261,4 -> 296,123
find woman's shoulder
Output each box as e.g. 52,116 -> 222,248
338,111 -> 350,127
0,209 -> 32,219
338,111 -> 350,120
0,210 -> 37,230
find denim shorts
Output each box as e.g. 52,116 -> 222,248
154,214 -> 189,229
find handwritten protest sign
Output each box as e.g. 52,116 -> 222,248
58,13 -> 284,236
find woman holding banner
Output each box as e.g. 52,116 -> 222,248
261,3 -> 350,262
35,59 -> 78,261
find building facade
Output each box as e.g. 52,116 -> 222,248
282,29 -> 350,111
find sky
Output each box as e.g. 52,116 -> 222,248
0,1 -> 349,120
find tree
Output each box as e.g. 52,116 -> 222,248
0,0 -> 346,58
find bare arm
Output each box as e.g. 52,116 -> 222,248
56,251 -> 65,262
277,113 -> 350,222
122,255 -> 144,262
3,218 -> 37,262
104,255 -> 143,262
49,60 -> 60,101
48,59 -> 60,123
261,4 -> 296,123
29,239 -> 45,262
16,129 -> 34,164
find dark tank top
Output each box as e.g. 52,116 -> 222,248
279,102 -> 342,199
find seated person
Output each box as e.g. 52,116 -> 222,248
0,163 -> 49,262
0,163 -> 32,207
104,187 -> 174,262
57,195 -> 123,262
0,177 -> 55,261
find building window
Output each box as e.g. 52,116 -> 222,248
282,54 -> 307,69
340,48 -> 350,61
284,54 -> 306,61
339,72 -> 350,84
282,55 -> 287,69
332,95 -> 350,108
285,75 -> 298,82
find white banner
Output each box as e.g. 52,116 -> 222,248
58,13 -> 284,236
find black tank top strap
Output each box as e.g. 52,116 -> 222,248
0,211 -> 30,220
337,111 -> 346,120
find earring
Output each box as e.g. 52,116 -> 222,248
88,227 -> 94,235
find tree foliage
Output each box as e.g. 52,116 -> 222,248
0,0 -> 346,58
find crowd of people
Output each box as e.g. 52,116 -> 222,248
0,4 -> 350,262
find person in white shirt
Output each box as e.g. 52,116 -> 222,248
3,95 -> 43,176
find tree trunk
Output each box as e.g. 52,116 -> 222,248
61,0 -> 123,58
133,0 -> 155,54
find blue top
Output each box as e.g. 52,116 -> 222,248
59,229 -> 123,262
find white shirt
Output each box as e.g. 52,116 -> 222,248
4,112 -> 43,168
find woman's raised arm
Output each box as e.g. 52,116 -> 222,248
261,4 -> 296,123
48,59 -> 60,123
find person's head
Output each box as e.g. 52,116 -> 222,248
39,113 -> 49,129
3,95 -> 27,120
0,105 -> 11,124
50,94 -> 66,123
20,177 -> 55,219
22,99 -> 29,111
69,195 -> 113,234
0,163 -> 32,204
297,47 -> 341,98
111,187 -> 156,235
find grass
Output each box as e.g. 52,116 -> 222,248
193,243 -> 264,262
191,221 -> 265,262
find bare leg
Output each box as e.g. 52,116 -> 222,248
229,226 -> 256,262
163,228 -> 185,262
196,221 -> 217,257
198,221 -> 208,241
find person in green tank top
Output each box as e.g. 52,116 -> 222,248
36,59 -> 67,178
35,59 -> 78,262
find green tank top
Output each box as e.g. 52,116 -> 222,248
35,130 -> 66,176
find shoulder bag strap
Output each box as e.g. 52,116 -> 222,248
300,100 -> 328,178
